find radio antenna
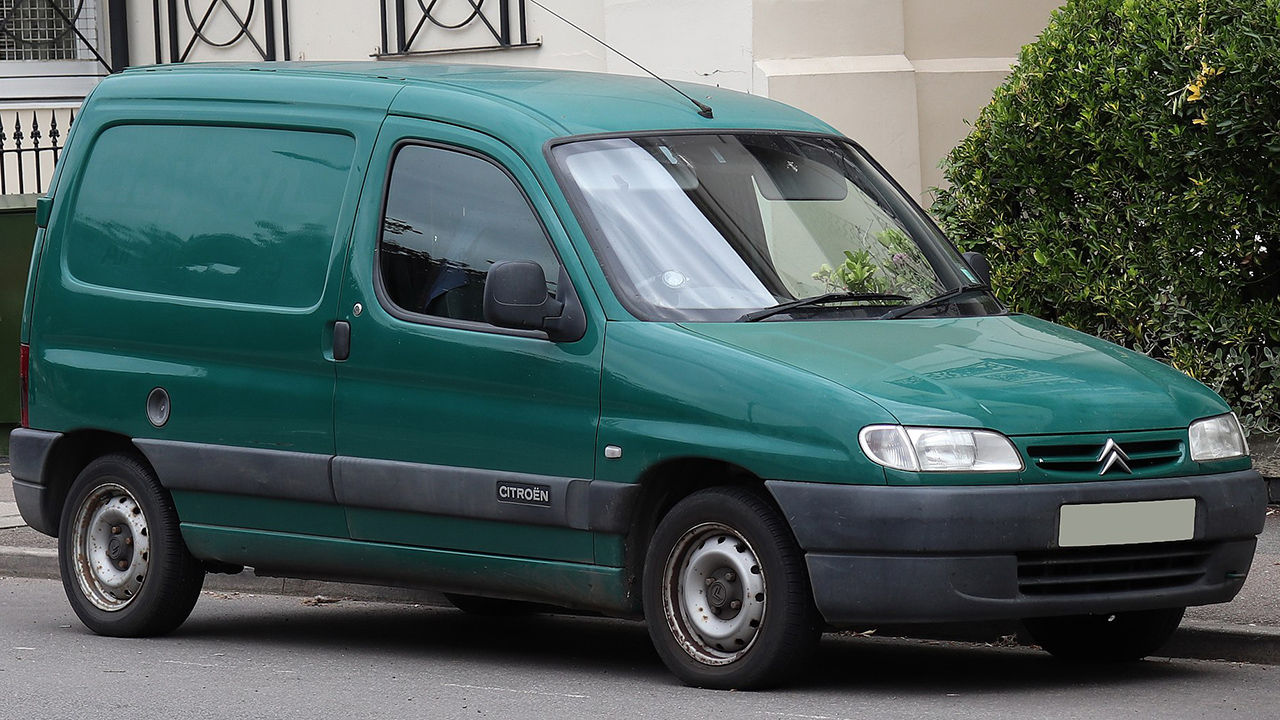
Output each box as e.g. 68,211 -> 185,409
525,0 -> 715,119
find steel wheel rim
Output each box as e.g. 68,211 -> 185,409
70,483 -> 152,612
662,522 -> 767,666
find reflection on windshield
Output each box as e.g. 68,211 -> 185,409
554,134 -> 975,322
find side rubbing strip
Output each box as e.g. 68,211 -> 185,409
332,456 -> 640,533
133,439 -> 336,504
129,441 -> 640,532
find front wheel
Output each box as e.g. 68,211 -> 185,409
58,454 -> 205,637
643,487 -> 820,689
1022,607 -> 1185,662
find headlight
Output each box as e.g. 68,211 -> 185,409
859,425 -> 1024,472
1189,413 -> 1248,462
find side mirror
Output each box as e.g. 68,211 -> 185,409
961,251 -> 991,287
483,261 -> 586,342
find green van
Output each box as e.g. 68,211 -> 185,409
9,63 -> 1266,689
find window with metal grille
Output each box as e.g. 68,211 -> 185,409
0,0 -> 97,61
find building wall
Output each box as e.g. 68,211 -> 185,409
1,1 -> 1062,200
753,0 -> 1063,198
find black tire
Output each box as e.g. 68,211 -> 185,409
443,593 -> 536,616
1022,607 -> 1186,662
58,453 -> 205,637
643,487 -> 821,689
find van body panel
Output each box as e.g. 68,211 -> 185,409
683,314 -> 1230,436
85,67 -> 405,118
22,83 -> 96,349
19,226 -> 44,347
331,115 -> 606,562
342,510 -> 595,564
170,492 -> 351,538
597,322 -> 894,486
380,63 -> 837,139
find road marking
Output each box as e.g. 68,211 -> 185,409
442,683 -> 588,699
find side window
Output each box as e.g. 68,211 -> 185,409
379,144 -> 560,324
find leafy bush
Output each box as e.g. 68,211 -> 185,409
812,228 -> 939,296
932,0 -> 1280,435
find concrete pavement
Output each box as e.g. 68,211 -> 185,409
4,466 -> 1280,665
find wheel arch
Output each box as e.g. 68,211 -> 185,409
36,430 -> 146,537
621,456 -> 793,606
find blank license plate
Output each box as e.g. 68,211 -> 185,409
1058,498 -> 1196,548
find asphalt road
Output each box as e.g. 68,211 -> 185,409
2,577 -> 1277,720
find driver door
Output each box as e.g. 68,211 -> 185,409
332,117 -> 603,563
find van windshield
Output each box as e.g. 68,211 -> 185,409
551,133 -> 1000,322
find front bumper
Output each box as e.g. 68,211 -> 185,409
766,470 -> 1266,625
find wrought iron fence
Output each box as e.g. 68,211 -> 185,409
1,107 -> 73,195
155,0 -> 291,64
379,0 -> 538,57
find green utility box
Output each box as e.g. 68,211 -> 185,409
0,194 -> 38,424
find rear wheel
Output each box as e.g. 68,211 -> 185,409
643,487 -> 820,689
1022,607 -> 1185,662
58,454 -> 205,637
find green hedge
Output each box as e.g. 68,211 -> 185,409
933,0 -> 1280,435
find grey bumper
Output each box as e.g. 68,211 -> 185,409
8,428 -> 63,537
766,470 -> 1267,625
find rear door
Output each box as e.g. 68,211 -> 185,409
332,116 -> 604,563
33,85 -> 391,539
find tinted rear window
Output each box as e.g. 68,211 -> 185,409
64,124 -> 354,308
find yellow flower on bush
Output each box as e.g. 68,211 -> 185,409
1185,61 -> 1224,103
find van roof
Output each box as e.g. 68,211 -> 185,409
112,61 -> 837,142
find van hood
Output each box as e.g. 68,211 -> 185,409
680,314 -> 1227,436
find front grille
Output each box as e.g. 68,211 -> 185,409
1027,438 -> 1183,475
1017,542 -> 1211,596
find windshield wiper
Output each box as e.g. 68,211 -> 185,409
737,292 -> 911,323
878,284 -> 990,320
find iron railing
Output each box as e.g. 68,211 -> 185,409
0,107 -> 73,195
379,0 -> 538,57
154,0 -> 291,64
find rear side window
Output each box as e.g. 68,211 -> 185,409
64,124 -> 354,308
378,143 -> 559,325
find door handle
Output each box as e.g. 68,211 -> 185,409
333,321 -> 351,361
